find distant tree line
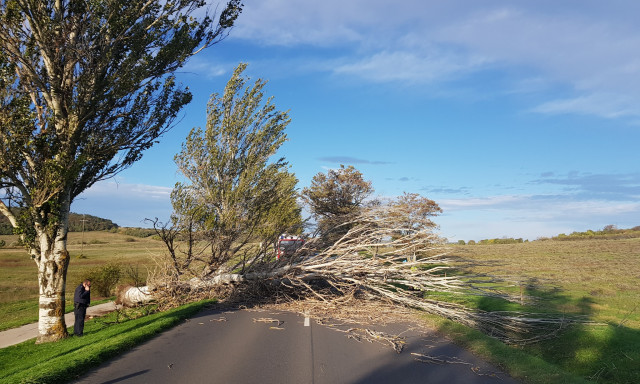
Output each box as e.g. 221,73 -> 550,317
457,238 -> 525,245
548,225 -> 640,241
455,225 -> 640,245
0,211 -> 118,235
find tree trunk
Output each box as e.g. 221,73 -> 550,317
35,199 -> 71,343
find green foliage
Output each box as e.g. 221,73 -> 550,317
0,0 -> 241,339
457,240 -> 466,245
167,63 -> 302,276
302,165 -> 374,244
550,225 -> 640,241
478,237 -> 524,244
87,264 -> 122,297
67,214 -> 118,232
0,211 -> 118,235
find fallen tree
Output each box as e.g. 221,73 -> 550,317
122,197 -> 594,345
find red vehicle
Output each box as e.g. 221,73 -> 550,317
276,234 -> 305,260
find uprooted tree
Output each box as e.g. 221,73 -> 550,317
125,74 -> 589,345
132,163 -> 588,344
0,0 -> 242,343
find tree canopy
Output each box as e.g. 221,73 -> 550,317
302,165 -> 374,244
161,63 -> 302,279
0,0 -> 242,342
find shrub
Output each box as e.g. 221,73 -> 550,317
87,263 -> 122,297
457,240 -> 465,245
0,239 -> 5,247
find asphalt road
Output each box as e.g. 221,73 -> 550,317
73,307 -> 518,384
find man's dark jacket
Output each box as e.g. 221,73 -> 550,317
74,284 -> 90,306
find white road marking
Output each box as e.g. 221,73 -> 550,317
304,316 -> 310,327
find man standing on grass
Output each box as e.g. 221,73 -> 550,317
73,279 -> 91,336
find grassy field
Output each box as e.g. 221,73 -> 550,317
1,231 -> 638,383
0,231 -> 165,330
438,238 -> 640,384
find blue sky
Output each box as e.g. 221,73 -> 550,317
72,0 -> 640,241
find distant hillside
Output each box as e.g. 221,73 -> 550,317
0,211 -> 118,235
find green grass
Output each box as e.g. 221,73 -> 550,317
434,238 -> 640,384
0,299 -> 214,384
0,297 -> 114,332
0,231 -> 164,328
419,313 -> 591,384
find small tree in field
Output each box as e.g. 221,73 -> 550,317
163,63 -> 302,279
0,0 -> 242,343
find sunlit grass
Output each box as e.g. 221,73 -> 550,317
438,238 -> 640,384
0,299 -> 213,384
0,231 -> 164,329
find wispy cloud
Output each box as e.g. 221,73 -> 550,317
180,56 -> 229,79
72,181 -> 172,227
233,1 -> 640,121
318,156 -> 391,165
437,192 -> 640,240
531,93 -> 638,119
422,186 -> 471,195
532,172 -> 640,200
333,49 -> 488,84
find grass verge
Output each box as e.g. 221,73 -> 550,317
0,298 -> 114,332
420,313 -> 591,384
0,299 -> 214,384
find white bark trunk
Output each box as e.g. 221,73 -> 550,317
35,194 -> 71,343
119,267 -> 297,306
117,285 -> 153,307
36,238 -> 70,343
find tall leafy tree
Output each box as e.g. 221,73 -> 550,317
302,165 -> 374,245
170,63 -> 301,278
0,0 -> 242,343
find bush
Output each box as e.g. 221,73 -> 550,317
457,240 -> 465,245
0,239 -> 5,248
87,263 -> 122,297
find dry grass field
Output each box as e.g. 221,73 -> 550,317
446,238 -> 640,383
449,238 -> 640,328
0,231 -> 164,330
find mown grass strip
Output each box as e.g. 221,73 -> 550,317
0,299 -> 214,384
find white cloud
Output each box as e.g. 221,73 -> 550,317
180,56 -> 229,79
231,1 -> 640,120
531,93 -> 638,119
72,181 -> 172,227
437,193 -> 640,241
334,49 -> 488,84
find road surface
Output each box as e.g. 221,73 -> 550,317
73,306 -> 518,384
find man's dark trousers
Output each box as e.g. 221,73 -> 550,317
74,304 -> 87,336
73,282 -> 90,336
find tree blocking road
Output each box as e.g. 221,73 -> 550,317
74,308 -> 518,384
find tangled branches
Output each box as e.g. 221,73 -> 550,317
130,196 -> 597,345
